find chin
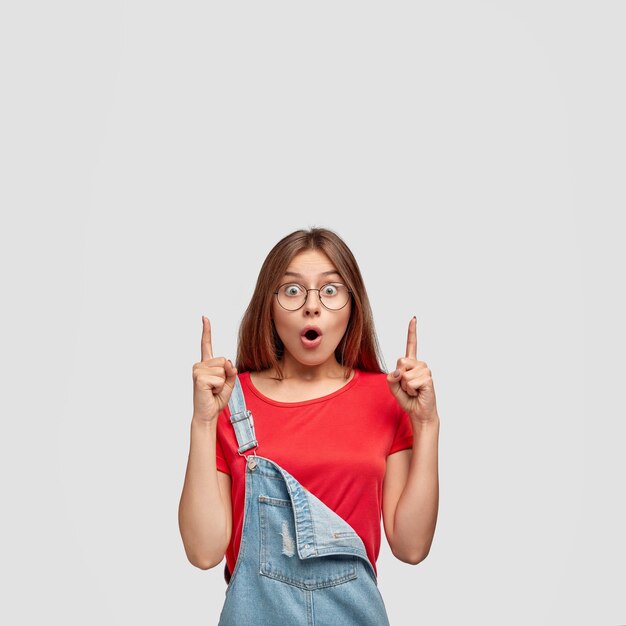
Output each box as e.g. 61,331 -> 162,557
296,353 -> 330,364
291,346 -> 335,363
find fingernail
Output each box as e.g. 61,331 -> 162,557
393,369 -> 400,378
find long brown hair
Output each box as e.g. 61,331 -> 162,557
235,227 -> 386,380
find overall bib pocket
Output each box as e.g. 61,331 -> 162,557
258,495 -> 358,590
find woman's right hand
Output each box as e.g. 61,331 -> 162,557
192,316 -> 238,423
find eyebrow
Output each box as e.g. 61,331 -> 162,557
283,270 -> 342,278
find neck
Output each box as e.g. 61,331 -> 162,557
274,355 -> 349,382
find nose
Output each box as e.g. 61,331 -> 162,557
303,289 -> 322,315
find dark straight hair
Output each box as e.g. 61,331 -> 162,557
235,227 -> 386,380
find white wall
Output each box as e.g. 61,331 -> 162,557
1,2 -> 624,624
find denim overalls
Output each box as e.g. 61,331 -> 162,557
217,375 -> 391,626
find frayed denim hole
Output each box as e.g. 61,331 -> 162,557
280,520 -> 295,557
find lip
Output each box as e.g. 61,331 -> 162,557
300,325 -> 323,338
300,325 -> 323,349
301,334 -> 322,349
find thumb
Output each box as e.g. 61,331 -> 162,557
387,368 -> 401,388
226,359 -> 238,384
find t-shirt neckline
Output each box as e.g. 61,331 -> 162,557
242,369 -> 360,407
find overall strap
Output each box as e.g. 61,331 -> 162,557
227,374 -> 258,455
223,374 -> 259,586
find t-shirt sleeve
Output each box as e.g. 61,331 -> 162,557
388,404 -> 414,455
216,436 -> 230,475
215,409 -> 231,475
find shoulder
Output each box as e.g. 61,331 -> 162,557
356,369 -> 388,383
354,369 -> 393,394
351,369 -> 401,411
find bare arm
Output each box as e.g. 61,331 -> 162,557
178,417 -> 232,569
383,317 -> 440,564
383,418 -> 439,564
179,316 -> 237,569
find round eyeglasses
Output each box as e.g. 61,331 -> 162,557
274,282 -> 352,311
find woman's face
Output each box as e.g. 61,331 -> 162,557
272,249 -> 352,368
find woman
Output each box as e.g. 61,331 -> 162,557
179,227 -> 440,625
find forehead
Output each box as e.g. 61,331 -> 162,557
283,250 -> 341,279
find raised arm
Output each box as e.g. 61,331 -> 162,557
178,316 -> 237,569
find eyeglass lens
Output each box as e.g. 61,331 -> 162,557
276,283 -> 350,310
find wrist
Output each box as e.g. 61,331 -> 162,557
410,414 -> 440,429
191,415 -> 218,430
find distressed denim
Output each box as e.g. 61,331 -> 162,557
217,375 -> 390,626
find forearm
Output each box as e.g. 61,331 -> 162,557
392,417 -> 440,563
178,418 -> 229,569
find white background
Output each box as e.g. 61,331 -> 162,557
1,2 -> 624,624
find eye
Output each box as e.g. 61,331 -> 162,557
283,284 -> 304,297
321,283 -> 339,296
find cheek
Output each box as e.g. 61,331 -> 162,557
331,311 -> 351,335
271,301 -> 284,324
271,307 -> 293,337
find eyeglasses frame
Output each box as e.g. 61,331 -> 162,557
273,282 -> 353,311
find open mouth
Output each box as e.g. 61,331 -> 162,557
301,327 -> 323,348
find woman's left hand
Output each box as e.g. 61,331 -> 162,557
386,317 -> 439,425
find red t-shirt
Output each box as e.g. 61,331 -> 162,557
215,368 -> 414,578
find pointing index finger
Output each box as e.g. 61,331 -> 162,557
201,316 -> 214,361
405,316 -> 418,360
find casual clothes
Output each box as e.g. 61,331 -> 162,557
215,368 -> 414,578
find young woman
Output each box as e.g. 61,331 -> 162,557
179,227 -> 440,625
